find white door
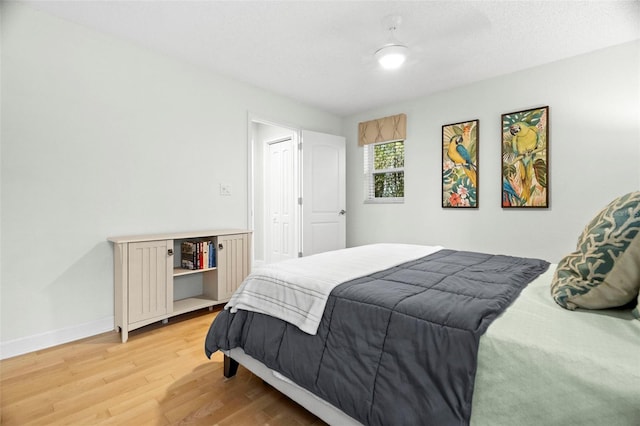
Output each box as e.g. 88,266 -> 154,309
266,138 -> 296,263
302,130 -> 346,256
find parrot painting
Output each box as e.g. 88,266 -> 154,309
447,134 -> 477,188
501,106 -> 548,207
509,122 -> 539,203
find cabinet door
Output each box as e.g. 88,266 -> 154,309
216,233 -> 250,300
128,240 -> 173,323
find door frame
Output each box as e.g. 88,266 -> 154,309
247,113 -> 302,268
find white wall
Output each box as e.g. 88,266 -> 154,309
0,2 -> 341,355
344,40 -> 640,263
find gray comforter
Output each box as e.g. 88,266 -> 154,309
205,249 -> 549,425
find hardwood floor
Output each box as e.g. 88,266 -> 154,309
0,309 -> 327,425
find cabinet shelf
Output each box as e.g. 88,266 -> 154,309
173,267 -> 217,277
173,297 -> 228,316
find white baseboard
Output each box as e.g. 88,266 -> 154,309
0,316 -> 115,360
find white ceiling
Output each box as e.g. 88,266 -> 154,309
24,0 -> 640,117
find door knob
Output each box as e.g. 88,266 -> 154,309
339,209 -> 346,215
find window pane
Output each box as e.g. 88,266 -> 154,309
374,172 -> 404,198
374,141 -> 404,170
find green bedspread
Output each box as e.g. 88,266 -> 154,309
472,267 -> 640,426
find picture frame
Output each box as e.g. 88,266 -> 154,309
501,106 -> 549,208
442,120 -> 479,208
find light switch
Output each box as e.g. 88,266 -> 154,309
220,184 -> 232,196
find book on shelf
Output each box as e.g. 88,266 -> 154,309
180,239 -> 216,270
181,241 -> 196,270
209,241 -> 216,267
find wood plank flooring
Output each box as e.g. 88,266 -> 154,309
0,309 -> 327,425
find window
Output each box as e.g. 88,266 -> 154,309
364,139 -> 404,203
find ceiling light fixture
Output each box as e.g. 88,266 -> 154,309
375,16 -> 408,70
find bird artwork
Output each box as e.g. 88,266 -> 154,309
448,134 -> 477,187
442,120 -> 478,208
510,121 -> 539,202
501,106 -> 549,207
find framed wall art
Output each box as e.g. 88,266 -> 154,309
442,120 -> 479,208
501,106 -> 549,208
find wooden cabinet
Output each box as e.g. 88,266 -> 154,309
214,233 -> 250,300
109,230 -> 251,342
127,240 -> 173,324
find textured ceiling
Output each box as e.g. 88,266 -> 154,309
23,0 -> 640,117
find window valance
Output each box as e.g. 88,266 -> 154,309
358,113 -> 407,146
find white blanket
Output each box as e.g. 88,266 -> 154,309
225,244 -> 443,335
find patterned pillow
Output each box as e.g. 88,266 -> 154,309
551,191 -> 640,315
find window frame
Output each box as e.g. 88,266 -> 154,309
363,138 -> 405,204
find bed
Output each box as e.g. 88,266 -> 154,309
205,243 -> 640,426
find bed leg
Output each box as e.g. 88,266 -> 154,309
224,355 -> 239,378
